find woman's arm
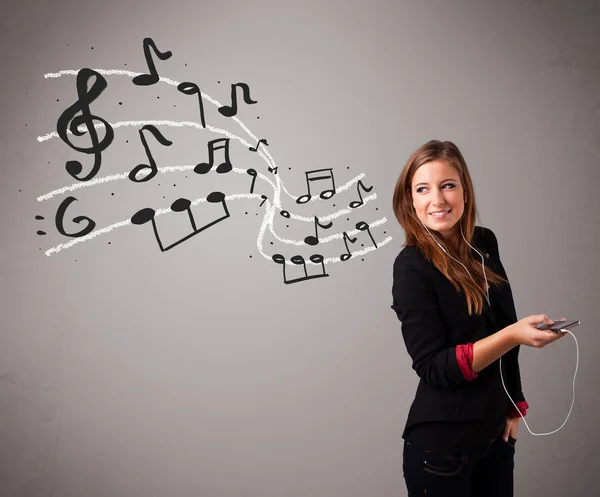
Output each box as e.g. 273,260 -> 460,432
471,326 -> 518,373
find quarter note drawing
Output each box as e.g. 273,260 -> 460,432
218,83 -> 257,117
349,180 -> 373,208
132,37 -> 173,86
56,68 -> 115,182
304,216 -> 333,246
129,125 -> 173,183
356,221 -> 378,248
131,192 -> 230,252
272,254 -> 329,285
340,232 -> 358,261
177,81 -> 206,128
268,166 -> 278,175
249,139 -> 268,152
246,168 -> 257,193
55,196 -> 97,238
195,138 -> 233,174
295,168 -> 336,204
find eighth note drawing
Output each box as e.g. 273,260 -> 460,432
132,37 -> 173,86
249,139 -> 268,152
218,83 -> 257,117
131,192 -> 230,252
340,232 -> 358,261
304,216 -> 333,246
356,221 -> 378,248
349,180 -> 373,208
129,125 -> 173,183
177,81 -> 206,129
272,253 -> 329,285
246,168 -> 257,194
296,169 -> 336,204
195,138 -> 233,174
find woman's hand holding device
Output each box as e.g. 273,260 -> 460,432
509,315 -> 578,349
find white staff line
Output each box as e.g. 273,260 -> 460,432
44,192 -> 389,259
42,68 -> 390,262
43,69 -> 277,169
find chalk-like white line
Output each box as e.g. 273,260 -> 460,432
44,191 -> 389,260
42,68 -> 391,263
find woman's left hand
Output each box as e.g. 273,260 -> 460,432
503,415 -> 520,442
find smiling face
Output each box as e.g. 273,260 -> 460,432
410,159 -> 466,244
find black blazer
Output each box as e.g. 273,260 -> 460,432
391,226 -> 526,436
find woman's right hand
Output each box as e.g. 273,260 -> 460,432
510,314 -> 568,348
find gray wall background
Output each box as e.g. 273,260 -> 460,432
1,1 -> 599,496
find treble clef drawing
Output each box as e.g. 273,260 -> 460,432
56,68 -> 115,182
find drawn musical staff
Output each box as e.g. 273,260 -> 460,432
349,180 -> 373,209
296,169 -> 336,204
304,216 -> 333,246
356,221 -> 378,248
246,168 -> 257,193
56,68 -> 114,181
132,38 -> 173,86
272,253 -> 329,284
128,125 -> 173,183
131,192 -> 230,252
218,83 -> 257,117
260,195 -> 268,207
195,138 -> 233,174
340,232 -> 358,261
249,139 -> 268,152
268,166 -> 278,175
55,196 -> 96,238
177,81 -> 206,128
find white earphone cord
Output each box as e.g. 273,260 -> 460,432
421,220 -> 578,436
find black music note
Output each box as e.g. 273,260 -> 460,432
128,125 -> 173,183
246,168 -> 257,193
56,68 -> 114,181
249,139 -> 268,152
195,138 -> 233,174
131,192 -> 230,252
280,210 -> 290,218
268,166 -> 278,175
132,38 -> 173,86
340,232 -> 358,261
177,81 -> 206,128
296,169 -> 336,204
272,253 -> 329,284
260,195 -> 268,207
218,83 -> 257,117
349,180 -> 373,209
304,216 -> 333,246
55,196 -> 96,238
356,221 -> 378,248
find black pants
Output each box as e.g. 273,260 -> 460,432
402,436 -> 516,497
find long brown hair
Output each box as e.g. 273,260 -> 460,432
392,140 -> 507,315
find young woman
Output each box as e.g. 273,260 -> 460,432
391,140 -> 567,496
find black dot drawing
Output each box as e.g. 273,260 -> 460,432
108,242 -> 111,245
257,116 -> 260,119
383,231 -> 386,234
217,80 -> 220,83
111,193 -> 114,196
91,47 -> 94,50
185,63 -> 187,66
56,99 -> 60,102
376,208 -> 378,210
347,166 -> 350,169
245,212 -> 248,215
173,184 -> 176,187
249,255 -> 252,258
126,140 -> 129,143
286,225 -> 289,228
270,242 -> 273,245
124,63 -> 127,66
119,102 -> 123,105
157,96 -> 160,99
333,204 -> 336,207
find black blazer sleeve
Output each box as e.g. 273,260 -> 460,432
391,249 -> 467,392
484,228 -> 526,404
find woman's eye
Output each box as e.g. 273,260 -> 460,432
415,184 -> 455,193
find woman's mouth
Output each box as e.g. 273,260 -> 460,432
430,210 -> 451,219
